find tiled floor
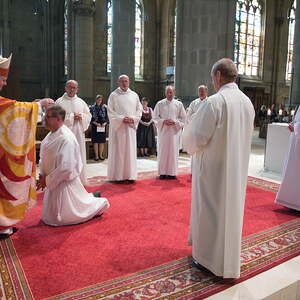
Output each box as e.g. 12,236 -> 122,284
85,129 -> 300,300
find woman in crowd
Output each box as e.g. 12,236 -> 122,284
137,97 -> 156,157
90,95 -> 108,161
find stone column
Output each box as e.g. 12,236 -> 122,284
111,0 -> 135,90
290,1 -> 300,105
72,0 -> 95,102
175,0 -> 236,104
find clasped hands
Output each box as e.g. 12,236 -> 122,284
74,113 -> 82,121
37,174 -> 46,191
163,119 -> 175,126
123,117 -> 134,124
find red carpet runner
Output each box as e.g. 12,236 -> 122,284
0,175 -> 299,299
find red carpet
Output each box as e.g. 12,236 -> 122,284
1,175 -> 299,299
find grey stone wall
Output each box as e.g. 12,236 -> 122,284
175,0 -> 236,105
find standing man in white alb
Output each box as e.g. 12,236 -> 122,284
56,80 -> 91,185
183,58 -> 255,279
275,107 -> 300,211
37,105 -> 109,226
186,85 -> 208,123
107,75 -> 142,183
185,85 -> 208,172
153,85 -> 186,179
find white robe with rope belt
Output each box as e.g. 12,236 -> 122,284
183,82 -> 254,278
40,125 -> 109,226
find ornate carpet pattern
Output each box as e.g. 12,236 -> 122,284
40,218 -> 300,300
1,176 -> 298,300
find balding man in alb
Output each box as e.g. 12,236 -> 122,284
107,75 -> 142,183
183,58 -> 255,279
153,85 -> 186,179
186,85 -> 208,123
56,80 -> 91,185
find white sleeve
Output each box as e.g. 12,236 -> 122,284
153,102 -> 164,129
80,102 -> 92,131
182,101 -> 217,155
174,102 -> 187,131
45,140 -> 82,190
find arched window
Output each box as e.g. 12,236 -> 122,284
64,0 -> 69,76
106,0 -> 112,73
286,0 -> 296,82
234,0 -> 263,76
135,0 -> 143,78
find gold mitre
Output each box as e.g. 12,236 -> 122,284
0,54 -> 12,77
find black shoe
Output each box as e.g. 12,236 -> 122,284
0,227 -> 18,240
167,175 -> 177,179
159,175 -> 167,179
126,180 -> 135,184
92,191 -> 101,197
99,156 -> 105,161
94,157 -> 99,161
191,258 -> 213,274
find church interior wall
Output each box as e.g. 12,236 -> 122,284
238,0 -> 294,110
0,0 -> 296,109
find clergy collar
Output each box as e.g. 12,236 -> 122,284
117,87 -> 132,94
62,92 -> 77,101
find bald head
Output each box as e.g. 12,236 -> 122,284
65,80 -> 78,97
198,85 -> 208,100
165,85 -> 175,101
211,58 -> 237,91
118,74 -> 130,91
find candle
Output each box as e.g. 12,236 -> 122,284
279,109 -> 283,116
291,109 -> 295,116
267,109 -> 271,116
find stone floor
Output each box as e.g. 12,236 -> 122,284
84,129 -> 300,300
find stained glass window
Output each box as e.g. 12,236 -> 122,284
106,0 -> 112,73
135,0 -> 143,77
170,8 -> 176,68
64,0 -> 69,76
286,0 -> 296,82
234,0 -> 263,76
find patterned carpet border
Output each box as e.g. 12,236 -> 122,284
0,175 -> 289,300
39,218 -> 300,300
0,239 -> 33,300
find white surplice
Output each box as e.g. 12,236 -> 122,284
56,93 -> 91,185
275,108 -> 300,211
40,125 -> 109,226
185,97 -> 207,166
182,83 -> 255,278
107,87 -> 142,181
186,97 -> 207,123
153,98 -> 186,176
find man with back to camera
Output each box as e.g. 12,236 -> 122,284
183,58 -> 255,279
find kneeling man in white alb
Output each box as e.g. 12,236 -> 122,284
37,105 -> 110,226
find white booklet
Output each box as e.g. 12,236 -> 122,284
97,126 -> 105,132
